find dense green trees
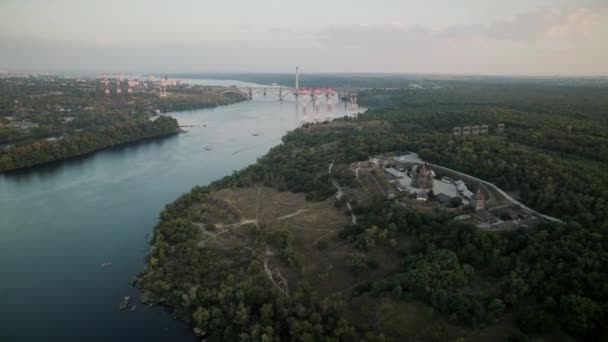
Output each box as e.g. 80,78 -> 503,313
346,198 -> 608,339
135,210 -> 386,341
135,81 -> 608,340
0,116 -> 179,171
0,77 -> 243,171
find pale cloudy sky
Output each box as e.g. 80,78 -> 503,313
0,0 -> 607,75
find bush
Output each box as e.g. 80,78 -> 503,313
317,239 -> 329,250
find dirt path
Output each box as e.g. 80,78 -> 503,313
351,163 -> 371,195
220,193 -> 245,218
292,224 -> 339,232
254,186 -> 290,297
276,209 -> 310,221
255,187 -> 262,230
263,256 -> 284,295
311,228 -> 344,246
367,170 -> 386,196
275,267 -> 289,297
263,247 -> 289,297
332,179 -> 357,225
215,219 -> 258,235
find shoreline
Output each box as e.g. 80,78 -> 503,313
0,129 -> 180,174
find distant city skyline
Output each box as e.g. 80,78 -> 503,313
1,0 -> 607,76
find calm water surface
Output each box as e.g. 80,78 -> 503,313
0,79 -> 363,341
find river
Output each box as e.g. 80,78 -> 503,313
0,79 -> 363,341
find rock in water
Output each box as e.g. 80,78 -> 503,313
193,327 -> 205,336
119,296 -> 131,310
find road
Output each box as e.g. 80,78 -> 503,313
423,162 -> 563,223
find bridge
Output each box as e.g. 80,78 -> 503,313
201,86 -> 362,102
199,66 -> 362,104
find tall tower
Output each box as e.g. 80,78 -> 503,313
472,188 -> 485,211
295,66 -> 300,91
103,79 -> 110,96
127,79 -> 132,95
159,78 -> 167,97
116,80 -> 122,95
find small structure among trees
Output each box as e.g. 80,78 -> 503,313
470,188 -> 485,211
410,163 -> 434,189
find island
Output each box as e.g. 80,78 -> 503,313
134,81 -> 608,341
0,76 -> 243,172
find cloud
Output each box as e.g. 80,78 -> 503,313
320,6 -> 606,47
482,7 -> 602,41
320,24 -> 436,49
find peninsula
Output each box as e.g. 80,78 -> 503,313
135,82 -> 608,341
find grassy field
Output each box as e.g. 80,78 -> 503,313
188,186 -> 411,298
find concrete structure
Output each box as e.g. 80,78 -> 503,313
471,125 -> 480,135
395,170 -> 458,198
441,176 -> 454,184
201,66 -> 363,101
435,193 -> 455,207
453,127 -> 461,136
456,181 -> 474,199
416,190 -> 429,201
473,210 -> 494,223
471,188 -> 485,211
295,65 -> 300,91
410,164 -> 434,189
462,126 -> 471,136
159,78 -> 167,97
385,167 -> 403,179
480,124 -> 488,134
498,123 -> 505,134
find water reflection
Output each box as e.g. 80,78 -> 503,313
0,78 -> 365,342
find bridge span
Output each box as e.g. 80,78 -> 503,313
201,86 -> 363,102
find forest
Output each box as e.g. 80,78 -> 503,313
0,77 -> 243,172
136,81 -> 608,341
167,72 -> 608,89
0,116 -> 179,172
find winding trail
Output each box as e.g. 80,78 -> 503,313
328,159 -> 335,175
256,186 -> 290,297
276,209 -> 309,221
332,179 -> 357,225
368,170 -> 386,196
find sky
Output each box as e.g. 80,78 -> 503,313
0,0 -> 607,75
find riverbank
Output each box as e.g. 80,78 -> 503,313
0,116 -> 180,172
0,86 -> 363,341
134,108 -> 604,340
